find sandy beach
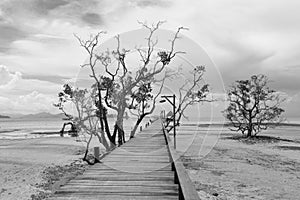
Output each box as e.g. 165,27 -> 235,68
1,123 -> 300,200
0,136 -> 87,200
178,124 -> 300,200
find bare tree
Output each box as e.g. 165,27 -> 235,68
223,74 -> 285,137
74,32 -> 118,146
60,21 -> 190,150
55,22 -> 190,165
164,66 -> 210,131
55,84 -> 111,164
128,76 -> 166,138
54,84 -> 77,137
176,66 -> 210,124
104,22 -> 187,144
74,21 -> 187,144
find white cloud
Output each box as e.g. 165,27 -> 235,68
1,36 -> 83,77
0,91 -> 58,114
0,65 -> 62,114
0,65 -> 61,95
0,0 -> 300,117
0,65 -> 21,87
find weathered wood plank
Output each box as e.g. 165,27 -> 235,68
89,166 -> 172,171
67,180 -> 176,186
48,194 -> 178,200
55,191 -> 178,196
49,121 -> 180,200
59,185 -> 178,191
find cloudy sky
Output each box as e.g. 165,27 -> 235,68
0,0 -> 299,119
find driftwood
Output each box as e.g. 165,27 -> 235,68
59,122 -> 78,137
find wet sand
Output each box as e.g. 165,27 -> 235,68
1,124 -> 299,200
0,137 -> 87,200
177,125 -> 300,199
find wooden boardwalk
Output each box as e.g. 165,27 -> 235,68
49,121 -> 179,200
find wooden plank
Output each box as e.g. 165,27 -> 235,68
82,171 -> 174,176
102,158 -> 170,161
87,167 -> 172,172
89,166 -> 172,171
59,185 -> 178,191
84,168 -> 172,173
67,179 -> 173,183
67,180 -> 176,186
48,194 -> 178,200
73,176 -> 174,182
49,121 -> 179,200
55,191 -> 178,196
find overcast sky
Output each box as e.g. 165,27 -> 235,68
0,0 -> 299,120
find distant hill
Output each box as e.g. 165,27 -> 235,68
0,114 -> 10,119
18,112 -> 65,119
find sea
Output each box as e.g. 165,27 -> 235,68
0,116 -> 299,140
0,117 -> 150,140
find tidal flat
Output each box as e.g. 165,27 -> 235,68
177,124 -> 300,200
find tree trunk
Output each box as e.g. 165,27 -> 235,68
130,118 -> 142,138
130,114 -> 146,138
97,83 -> 104,131
82,133 -> 94,165
116,106 -> 125,145
98,130 -> 111,151
247,112 -> 253,137
176,112 -> 182,127
111,125 -> 118,145
102,110 -> 114,145
117,126 -> 125,145
247,128 -> 252,138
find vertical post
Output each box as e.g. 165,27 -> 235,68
94,147 -> 100,163
179,185 -> 184,200
174,170 -> 179,184
171,162 -> 175,171
173,94 -> 176,149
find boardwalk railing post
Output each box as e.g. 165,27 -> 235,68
171,162 -> 175,171
94,147 -> 100,162
174,170 -> 179,184
168,152 -> 172,163
179,186 -> 184,200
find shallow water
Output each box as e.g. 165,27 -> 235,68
0,117 -> 150,140
0,118 -> 63,139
